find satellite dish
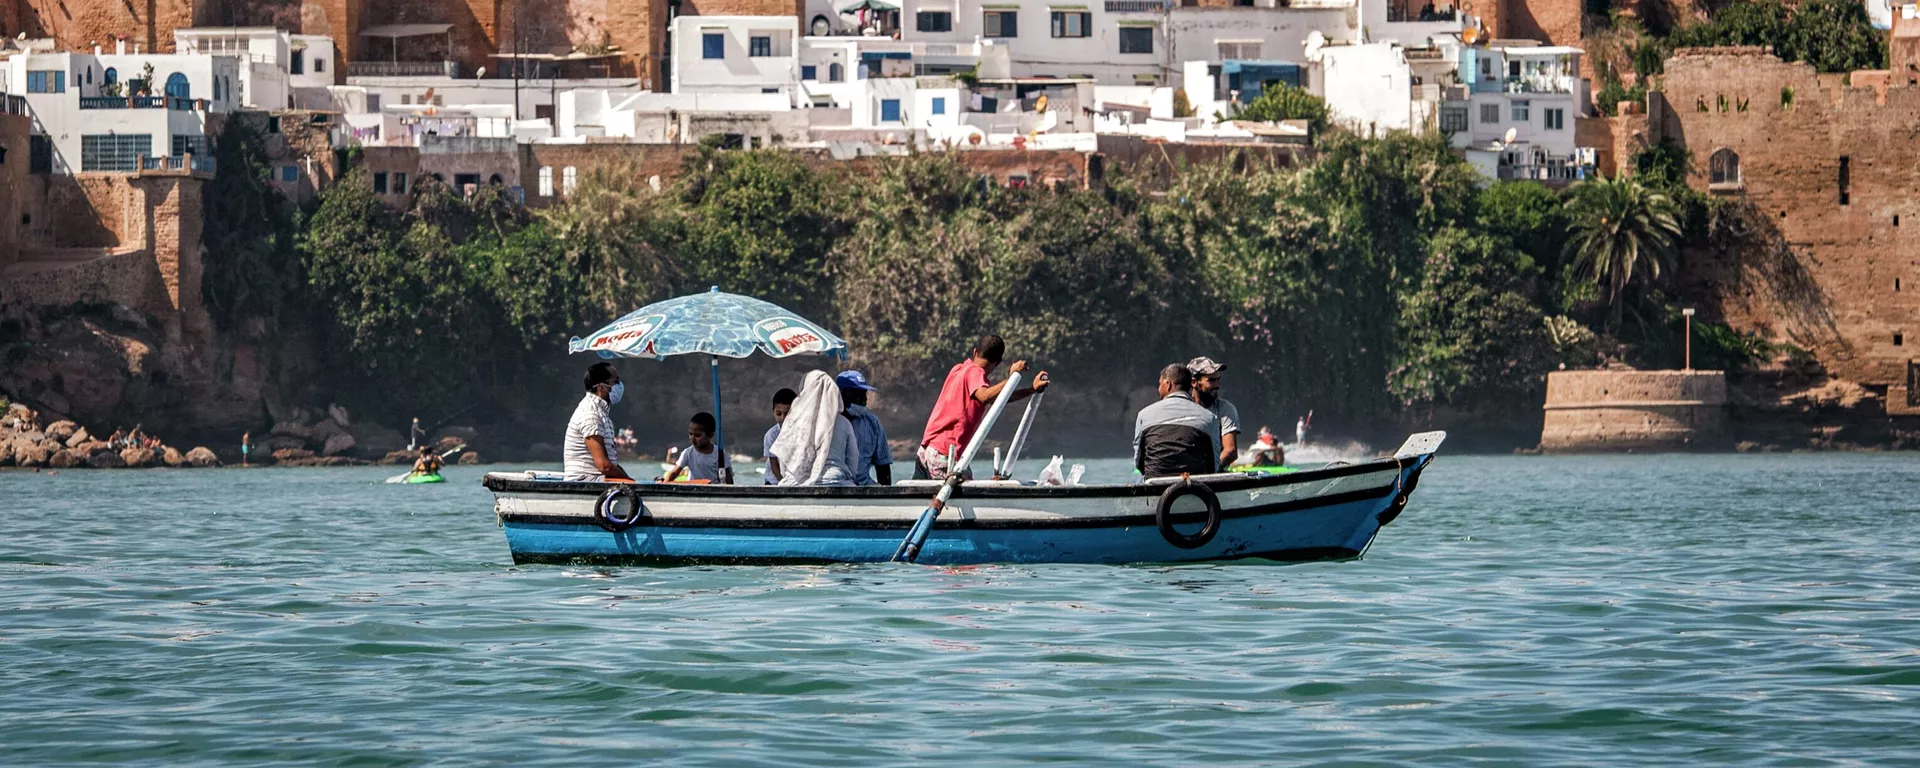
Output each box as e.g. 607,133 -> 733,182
1494,127 -> 1517,149
422,87 -> 436,105
476,66 -> 487,78
1304,31 -> 1326,62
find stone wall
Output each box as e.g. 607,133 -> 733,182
0,111 -> 26,273
0,0 -> 209,53
1540,370 -> 1728,452
1661,48 -> 1920,389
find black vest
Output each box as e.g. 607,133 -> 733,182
1138,423 -> 1216,478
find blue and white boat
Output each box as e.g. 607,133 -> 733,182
481,432 -> 1445,566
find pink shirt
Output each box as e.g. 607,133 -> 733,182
920,360 -> 991,456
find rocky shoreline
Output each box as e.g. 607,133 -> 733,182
1,401 -> 485,470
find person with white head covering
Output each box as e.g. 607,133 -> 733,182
769,371 -> 860,486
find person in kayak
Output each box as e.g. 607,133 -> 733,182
1133,364 -> 1221,478
411,445 -> 444,477
915,334 -> 1050,480
563,362 -> 634,482
1187,357 -> 1241,469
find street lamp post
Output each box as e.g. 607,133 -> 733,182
1682,308 -> 1696,371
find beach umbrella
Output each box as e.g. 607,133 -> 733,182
569,287 -> 846,477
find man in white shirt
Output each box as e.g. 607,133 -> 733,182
563,362 -> 634,481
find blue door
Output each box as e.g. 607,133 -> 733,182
164,73 -> 189,99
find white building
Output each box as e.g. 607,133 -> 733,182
670,16 -> 801,97
1360,0 -> 1469,46
2,48 -> 238,174
1440,43 -> 1593,182
173,28 -> 337,109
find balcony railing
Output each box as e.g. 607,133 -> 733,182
1502,75 -> 1579,94
2,94 -> 26,115
1498,160 -> 1591,183
1387,6 -> 1457,21
79,96 -> 200,110
349,60 -> 460,78
137,154 -> 217,174
1106,0 -> 1168,11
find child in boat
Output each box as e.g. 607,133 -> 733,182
763,388 -> 797,485
663,412 -> 728,483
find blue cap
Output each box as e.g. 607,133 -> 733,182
835,370 -> 877,391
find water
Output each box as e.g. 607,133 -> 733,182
3,454 -> 1917,766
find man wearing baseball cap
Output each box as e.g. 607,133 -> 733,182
836,369 -> 894,486
1187,357 -> 1242,468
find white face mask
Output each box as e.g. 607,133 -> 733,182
607,381 -> 625,405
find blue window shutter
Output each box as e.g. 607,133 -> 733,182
703,33 -> 725,60
55,71 -> 66,92
802,65 -> 817,80
880,99 -> 901,122
932,97 -> 945,115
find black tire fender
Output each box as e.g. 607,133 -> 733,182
1155,479 -> 1221,549
597,485 -> 646,531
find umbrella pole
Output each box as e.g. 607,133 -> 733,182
711,355 -> 728,483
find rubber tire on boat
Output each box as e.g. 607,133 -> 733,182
1155,480 -> 1221,549
597,486 -> 646,531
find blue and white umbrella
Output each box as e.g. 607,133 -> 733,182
570,287 -> 847,475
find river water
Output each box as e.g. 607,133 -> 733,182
3,454 -> 1916,765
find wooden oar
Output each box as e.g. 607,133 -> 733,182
994,392 -> 1044,480
892,371 -> 1023,563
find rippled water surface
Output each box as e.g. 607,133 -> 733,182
4,455 -> 1918,766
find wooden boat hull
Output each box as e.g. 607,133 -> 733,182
482,436 -> 1441,566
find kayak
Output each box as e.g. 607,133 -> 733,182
1229,465 -> 1297,475
404,473 -> 446,484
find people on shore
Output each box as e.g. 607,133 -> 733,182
1187,357 -> 1241,469
916,334 -> 1050,481
836,370 -> 893,486
763,387 -> 798,485
770,371 -> 860,486
663,412 -> 728,483
241,431 -> 252,468
411,444 -> 444,477
562,362 -> 633,482
1134,364 -> 1222,478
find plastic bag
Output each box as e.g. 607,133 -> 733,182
1067,464 -> 1085,486
1035,455 -> 1066,486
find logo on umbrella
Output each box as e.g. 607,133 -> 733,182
754,317 -> 830,357
573,314 -> 666,355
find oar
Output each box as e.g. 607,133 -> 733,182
892,371 -> 1024,563
993,392 -> 1044,480
385,443 -> 467,483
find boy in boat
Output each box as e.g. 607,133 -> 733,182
563,362 -> 634,482
1186,357 -> 1241,469
663,412 -> 728,483
915,334 -> 1051,481
836,370 -> 893,486
1134,364 -> 1222,478
411,444 -> 444,477
763,387 -> 798,484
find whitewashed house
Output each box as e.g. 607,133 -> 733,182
1440,43 -> 1594,182
174,28 -> 336,109
2,47 -> 238,173
671,16 -> 801,98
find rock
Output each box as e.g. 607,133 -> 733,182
311,418 -> 346,444
88,450 -> 126,469
321,433 -> 356,457
328,404 -> 351,427
265,435 -> 309,452
458,451 -> 481,465
75,440 -> 110,455
44,420 -> 78,441
272,448 -> 316,462
184,447 -> 220,468
0,440 -> 12,467
48,449 -> 81,469
436,426 -> 479,443
6,402 -> 32,421
162,446 -> 186,467
378,449 -> 417,465
64,426 -> 92,448
121,447 -> 156,468
279,455 -> 365,467
16,445 -> 51,467
271,421 -> 315,441
348,422 -> 406,457
433,435 -> 466,453
14,430 -> 47,446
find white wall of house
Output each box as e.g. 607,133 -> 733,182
898,0 -> 1284,84
1444,47 -> 1586,180
913,82 -> 964,131
348,76 -> 643,119
671,16 -> 801,96
4,51 -> 236,173
1318,43 -> 1413,134
1164,6 -> 1356,77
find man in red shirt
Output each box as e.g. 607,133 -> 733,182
915,334 -> 1050,480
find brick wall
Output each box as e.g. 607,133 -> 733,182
1540,370 -> 1728,452
1662,48 -> 1920,388
0,0 -> 208,52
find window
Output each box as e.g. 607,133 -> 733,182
1543,107 -> 1564,130
80,134 -> 151,172
103,67 -> 117,85
280,166 -> 298,182
984,10 -> 1018,38
750,36 -> 772,57
291,50 -> 305,75
802,65 -> 817,80
932,97 -> 946,115
1838,156 -> 1850,205
1218,42 -> 1261,60
454,173 -> 480,189
1440,106 -> 1468,132
1479,103 -> 1499,124
703,33 -> 725,60
213,77 -> 222,100
1052,11 -> 1091,38
829,62 -> 844,82
373,172 -> 389,194
1510,99 -> 1529,122
315,58 -> 326,73
164,73 -> 190,100
917,11 -> 953,32
170,135 -> 209,156
1478,57 -> 1491,78
394,173 -> 408,194
1119,27 -> 1154,54
1709,148 -> 1741,186
539,166 -> 554,196
880,98 -> 901,122
26,70 -> 64,93
267,116 -> 282,133
30,135 -> 52,174
366,94 -> 381,112
562,166 -> 578,195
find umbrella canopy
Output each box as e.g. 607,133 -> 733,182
836,0 -> 901,13
570,288 -> 846,361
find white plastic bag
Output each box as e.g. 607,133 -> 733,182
1035,455 -> 1066,486
1067,464 -> 1085,486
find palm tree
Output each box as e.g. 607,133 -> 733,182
1562,174 -> 1682,333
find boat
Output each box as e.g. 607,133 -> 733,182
404,473 -> 446,484
479,432 -> 1446,566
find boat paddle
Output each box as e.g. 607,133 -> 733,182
384,443 -> 467,484
892,371 -> 1024,563
993,392 -> 1044,480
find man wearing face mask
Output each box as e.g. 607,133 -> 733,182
563,362 -> 635,481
